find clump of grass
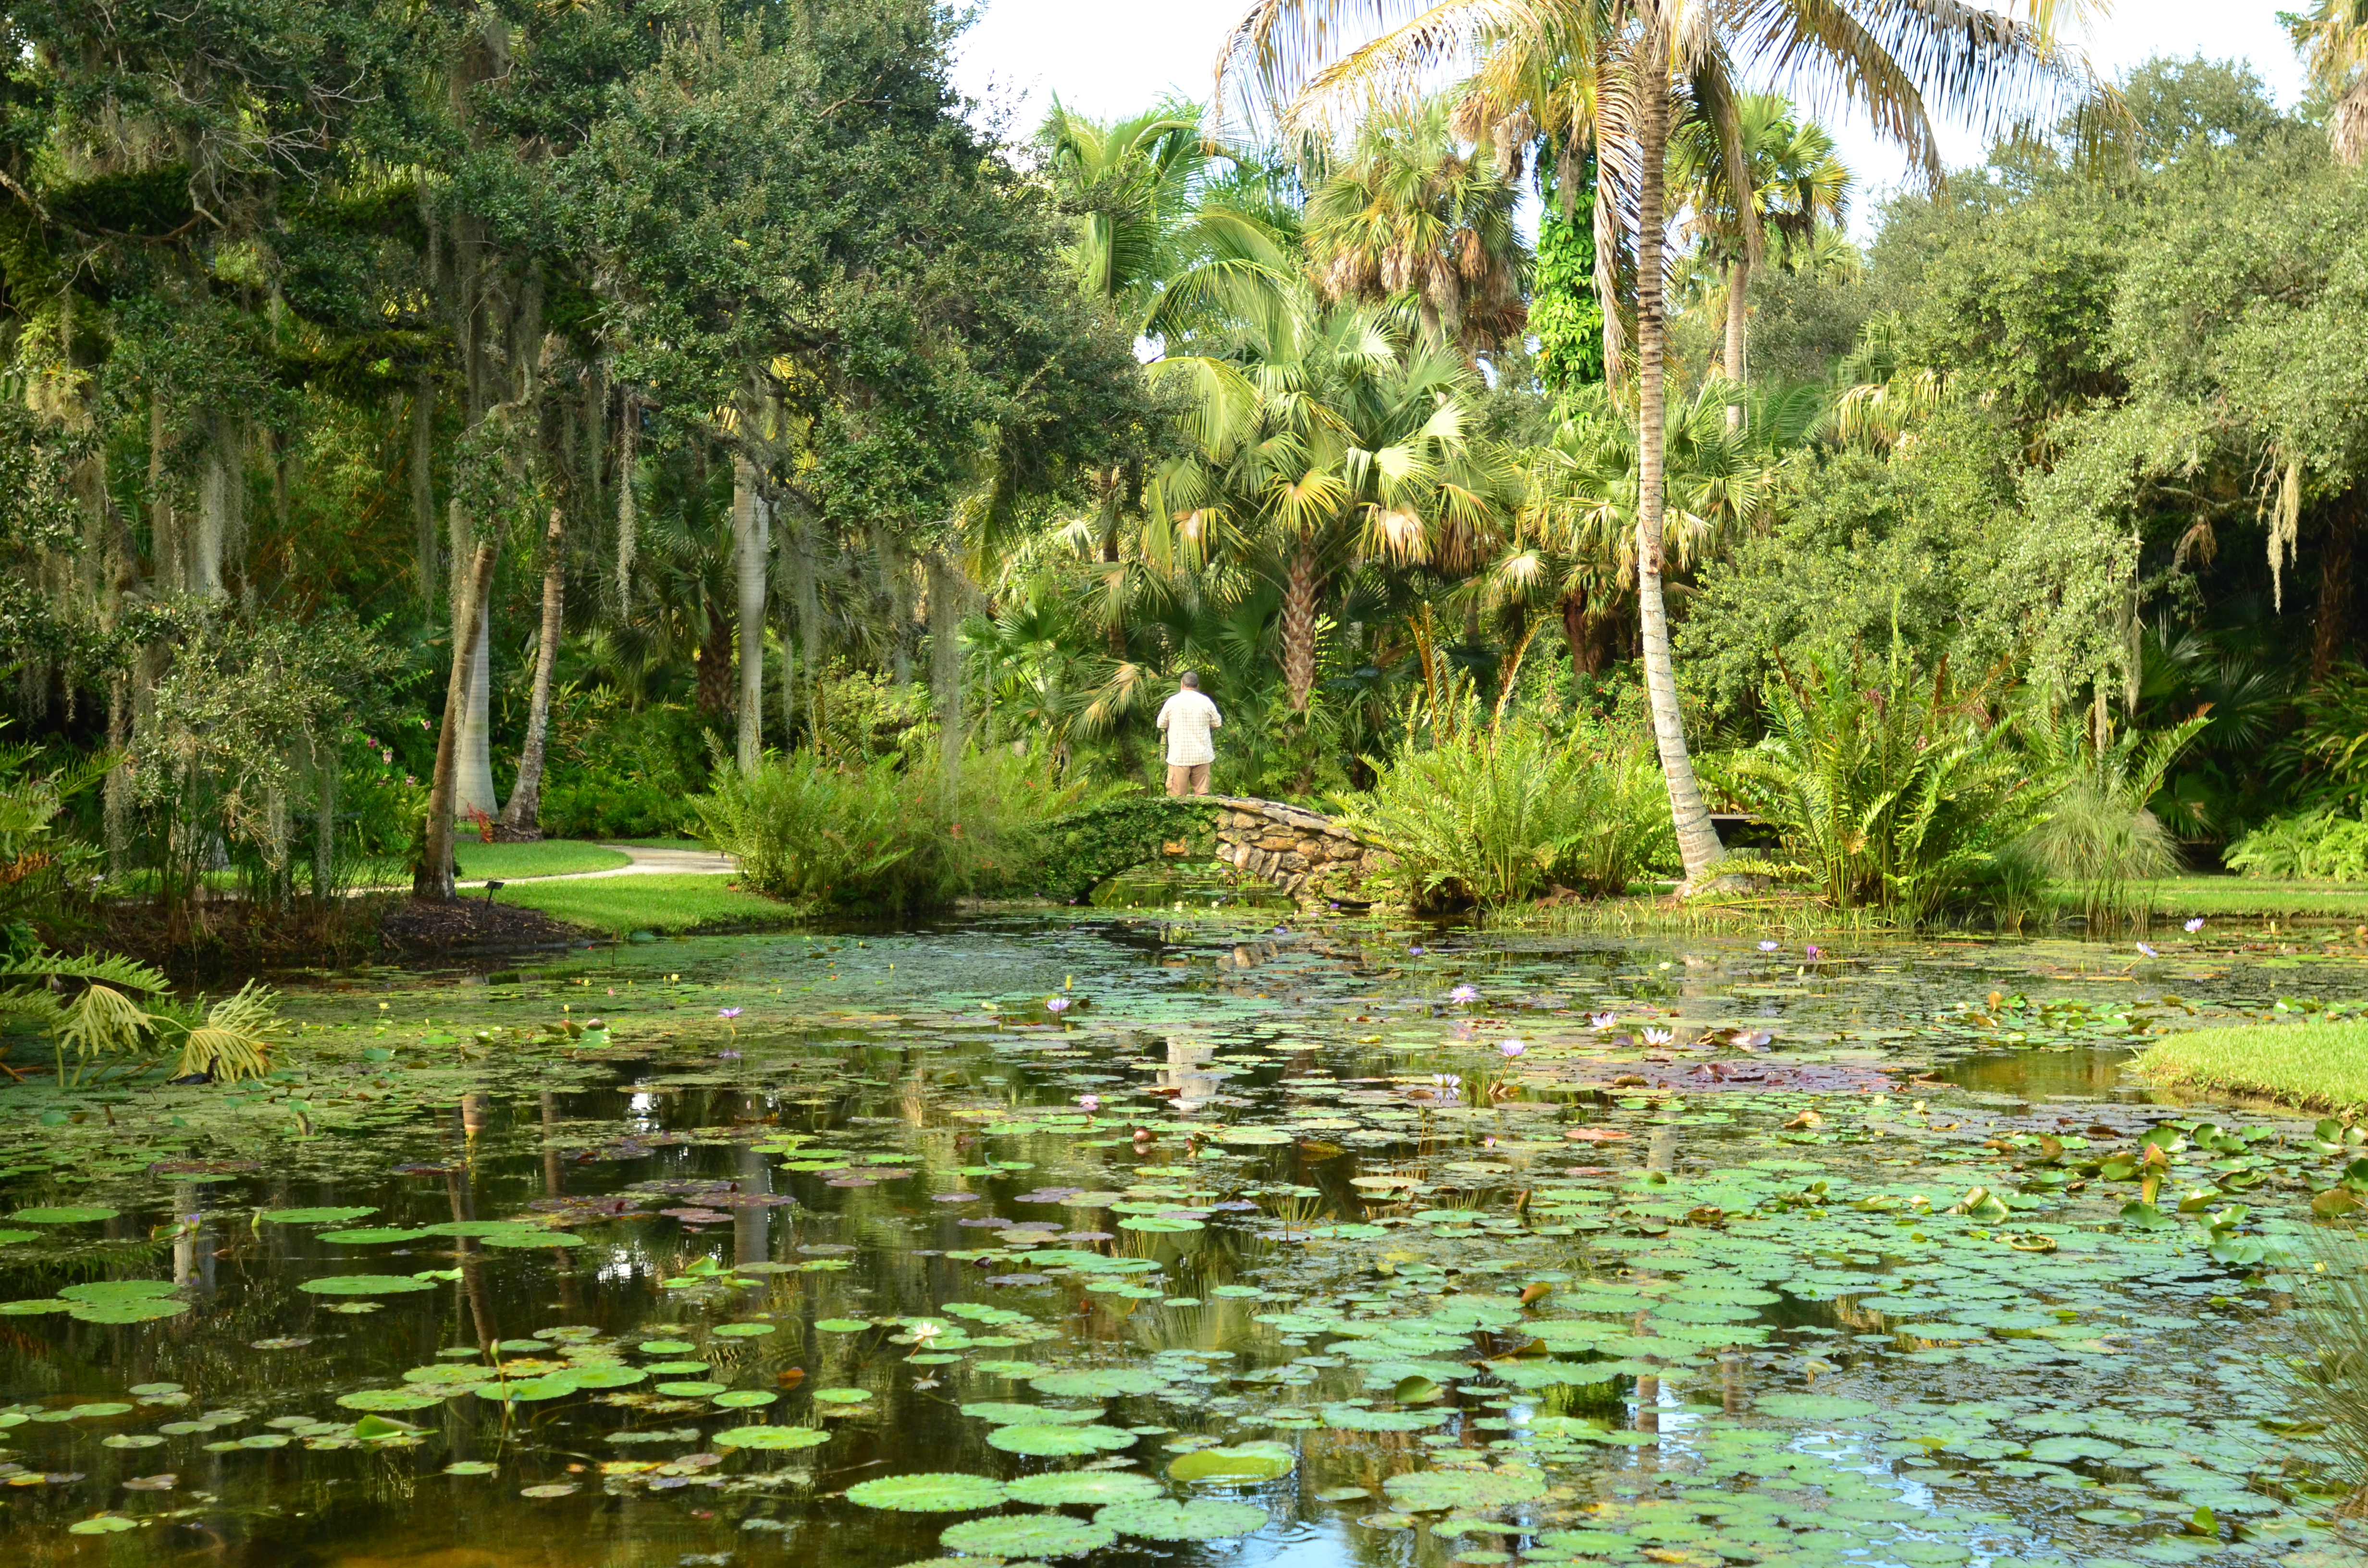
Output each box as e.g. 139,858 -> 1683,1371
2134,1022 -> 2368,1113
2269,1230 -> 2368,1524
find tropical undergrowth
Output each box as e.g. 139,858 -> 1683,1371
1342,692 -> 1675,911
0,947 -> 285,1086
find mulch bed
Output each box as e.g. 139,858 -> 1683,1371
377,897 -> 587,957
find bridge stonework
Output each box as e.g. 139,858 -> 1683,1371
1207,797 -> 1392,907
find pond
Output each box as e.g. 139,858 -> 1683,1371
0,913 -> 2361,1568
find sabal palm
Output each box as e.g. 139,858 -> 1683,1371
1304,97 -> 1529,357
1670,92 -> 1850,397
1216,0 -> 2106,887
1143,294 -> 1515,713
2286,0 -> 2368,166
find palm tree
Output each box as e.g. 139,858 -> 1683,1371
2286,0 -> 2368,166
1303,96 -> 1529,358
1215,0 -> 2108,889
1670,92 -> 1850,416
1142,292 -> 1517,719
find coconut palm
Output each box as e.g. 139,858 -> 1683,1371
1142,292 -> 1517,719
1215,0 -> 2109,888
1303,96 -> 1530,358
1670,92 -> 1850,410
2286,0 -> 2368,166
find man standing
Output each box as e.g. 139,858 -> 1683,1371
1156,671 -> 1222,796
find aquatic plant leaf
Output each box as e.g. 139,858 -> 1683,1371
443,1461 -> 497,1476
1028,1369 -> 1167,1398
844,1473 -> 1009,1511
0,1228 -> 39,1244
1321,1403 -> 1448,1432
59,1280 -> 177,1303
1168,1442 -> 1295,1482
959,1402 -> 1104,1426
938,1513 -> 1117,1557
66,1515 -> 138,1534
299,1275 -> 436,1296
654,1381 -> 727,1397
985,1422 -> 1138,1456
68,1298 -> 189,1324
477,1229 -> 585,1248
0,1298 -> 70,1314
712,1322 -> 775,1337
259,1207 -> 378,1225
712,1425 -> 830,1450
11,1206 -> 119,1224
809,1387 -> 872,1405
713,1391 -> 776,1409
1094,1498 -> 1270,1540
1754,1394 -> 1877,1420
814,1318 -> 871,1332
1004,1471 -> 1163,1507
316,1228 -> 433,1244
337,1389 -> 450,1412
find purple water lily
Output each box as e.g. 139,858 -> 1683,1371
2184,918 -> 2205,933
1450,984 -> 1480,1004
717,1008 -> 742,1020
1046,996 -> 1071,1013
1758,940 -> 1779,953
1499,1039 -> 1526,1058
2136,943 -> 2159,958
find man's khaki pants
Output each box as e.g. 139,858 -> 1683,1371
1165,762 -> 1210,797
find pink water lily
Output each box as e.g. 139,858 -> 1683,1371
1076,1094 -> 1100,1112
717,1008 -> 742,1020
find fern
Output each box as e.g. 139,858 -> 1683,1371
0,945 -> 280,1086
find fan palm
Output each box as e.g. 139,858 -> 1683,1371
1142,292 -> 1517,718
2286,0 -> 2368,166
1304,96 -> 1530,358
1215,0 -> 2111,889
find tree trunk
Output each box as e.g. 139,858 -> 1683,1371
927,551 -> 965,822
149,396 -> 180,593
1723,257 -> 1749,431
411,376 -> 437,608
1281,542 -> 1321,712
2315,491 -> 2359,685
697,617 -> 734,715
195,415 -> 234,600
446,498 -> 499,823
614,394 -> 637,611
498,503 -> 566,837
310,729 -> 339,903
733,452 -> 768,771
1634,40 -> 1728,890
1560,588 -> 1609,678
418,542 -> 498,900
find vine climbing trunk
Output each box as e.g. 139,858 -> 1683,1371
498,503 -> 566,837
418,541 -> 498,901
1632,30 -> 1727,891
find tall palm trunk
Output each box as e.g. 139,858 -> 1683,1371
1634,44 -> 1727,889
1280,541 -> 1321,712
418,542 -> 499,900
1723,257 -> 1749,431
732,451 -> 768,771
448,498 -> 499,822
498,503 -> 566,837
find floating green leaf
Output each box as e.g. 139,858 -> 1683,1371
844,1473 -> 1009,1512
1095,1498 -> 1270,1540
938,1514 -> 1117,1558
712,1425 -> 830,1450
985,1422 -> 1138,1457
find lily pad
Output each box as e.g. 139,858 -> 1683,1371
986,1422 -> 1138,1456
844,1473 -> 1010,1512
316,1228 -> 433,1244
712,1425 -> 830,1450
1004,1471 -> 1164,1507
11,1206 -> 119,1225
714,1390 -> 777,1409
1168,1442 -> 1295,1482
810,1387 -> 872,1405
1095,1498 -> 1271,1540
1029,1369 -> 1168,1398
711,1322 -> 776,1338
69,1298 -> 190,1324
260,1207 -> 379,1225
338,1388 -> 451,1412
299,1274 -> 437,1297
939,1514 -> 1118,1558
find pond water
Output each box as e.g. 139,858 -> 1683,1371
0,913 -> 2363,1568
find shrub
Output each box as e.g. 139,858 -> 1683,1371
691,746 -> 1087,912
1342,705 -> 1674,910
2013,706 -> 2205,927
2226,809 -> 2368,882
1719,640 -> 2048,924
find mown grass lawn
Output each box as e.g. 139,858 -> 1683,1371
449,840 -> 631,880
2057,876 -> 2368,921
493,872 -> 794,936
2135,1021 -> 2368,1111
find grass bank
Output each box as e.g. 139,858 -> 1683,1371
492,872 -> 795,937
2113,877 -> 2368,921
450,841 -> 631,880
2134,1022 -> 2368,1112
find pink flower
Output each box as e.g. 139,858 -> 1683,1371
2184,918 -> 2205,933
717,1008 -> 742,1020
1076,1094 -> 1100,1112
1450,985 -> 1480,1004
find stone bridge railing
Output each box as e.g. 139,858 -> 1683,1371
1207,797 -> 1392,906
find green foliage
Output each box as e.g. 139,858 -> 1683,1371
2226,810 -> 2368,882
692,746 -> 1087,912
2014,707 -> 2207,926
1531,165 -> 1603,404
0,947 -> 283,1085
0,727 -> 103,956
1342,700 -> 1674,910
1035,796 -> 1224,902
1718,639 -> 2048,924
2268,1230 -> 2368,1519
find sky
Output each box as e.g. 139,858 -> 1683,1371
948,0 -> 2311,239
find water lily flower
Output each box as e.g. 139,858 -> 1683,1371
1805,945 -> 1821,959
1643,1028 -> 1675,1046
718,1050 -> 741,1061
1409,945 -> 1426,956
1046,997 -> 1071,1013
1758,940 -> 1779,952
587,1019 -> 604,1029
1076,1094 -> 1100,1112
2136,943 -> 2159,958
2185,918 -> 2205,933
1450,985 -> 1480,1004
1589,1012 -> 1618,1029
1427,1073 -> 1462,1101
1499,1039 -> 1526,1058
717,1008 -> 742,1020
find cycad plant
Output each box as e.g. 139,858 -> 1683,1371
0,947 -> 284,1086
1723,637 -> 2048,925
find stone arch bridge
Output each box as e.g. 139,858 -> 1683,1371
1038,796 -> 1393,908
